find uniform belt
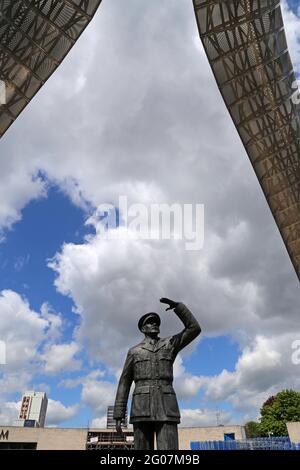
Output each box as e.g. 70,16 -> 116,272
134,379 -> 172,387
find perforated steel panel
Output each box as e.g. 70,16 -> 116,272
0,0 -> 102,137
193,0 -> 300,280
1,1 -> 299,280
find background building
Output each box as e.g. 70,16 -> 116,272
287,422 -> 300,444
1,424 -> 299,450
0,425 -> 246,450
14,391 -> 48,428
106,406 -> 128,429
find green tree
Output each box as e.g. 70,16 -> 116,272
259,389 -> 300,436
245,421 -> 262,438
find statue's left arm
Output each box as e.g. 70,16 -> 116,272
160,298 -> 201,353
113,349 -> 134,423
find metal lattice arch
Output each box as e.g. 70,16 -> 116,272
0,0 -> 102,136
0,0 -> 299,280
193,0 -> 300,280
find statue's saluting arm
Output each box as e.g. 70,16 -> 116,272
160,297 -> 201,353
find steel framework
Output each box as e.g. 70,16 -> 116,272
193,0 -> 300,281
0,0 -> 299,280
0,0 -> 102,137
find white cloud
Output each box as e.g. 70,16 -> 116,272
282,0 -> 300,71
0,372 -> 33,400
171,354 -> 203,401
0,398 -> 79,427
49,210 -> 299,365
91,416 -> 107,428
59,370 -> 106,389
0,290 -> 64,412
48,206 -> 300,421
45,399 -> 79,426
40,303 -> 63,342
196,332 -> 300,418
0,290 -> 66,374
59,371 -> 116,424
0,401 -> 19,425
81,378 -> 117,415
0,290 -> 49,370
0,0 -> 299,424
0,164 -> 46,236
180,408 -> 232,427
41,342 -> 82,375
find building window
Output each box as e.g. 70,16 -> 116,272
224,433 -> 235,441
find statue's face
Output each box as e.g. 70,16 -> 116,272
141,318 -> 160,335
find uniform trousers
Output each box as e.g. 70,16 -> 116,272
133,421 -> 178,450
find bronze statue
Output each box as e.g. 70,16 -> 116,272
113,298 -> 201,450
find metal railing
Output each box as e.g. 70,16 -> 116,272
191,436 -> 300,450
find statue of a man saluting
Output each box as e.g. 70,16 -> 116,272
113,298 -> 201,450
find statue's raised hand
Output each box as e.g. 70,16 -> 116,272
160,298 -> 179,311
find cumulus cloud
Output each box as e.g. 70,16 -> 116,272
41,342 -> 82,375
0,402 -> 19,426
81,377 -> 117,415
40,303 -> 63,342
0,372 -> 33,400
58,371 -> 115,427
44,399 -> 79,426
187,332 -> 300,420
90,416 -> 107,428
0,290 -> 66,374
172,332 -> 300,422
180,408 -> 232,427
0,290 -> 66,415
0,169 -> 46,238
0,0 -> 299,423
59,370 -> 106,389
173,355 -> 202,401
49,212 -> 300,362
0,398 -> 78,427
0,290 -> 49,370
282,0 -> 300,71
49,212 -> 300,420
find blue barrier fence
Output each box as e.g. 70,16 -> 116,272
191,437 -> 300,451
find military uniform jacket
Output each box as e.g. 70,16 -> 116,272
113,303 -> 201,424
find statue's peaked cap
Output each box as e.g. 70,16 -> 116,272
138,312 -> 161,332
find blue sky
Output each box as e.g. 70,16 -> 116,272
0,185 -> 86,312
0,185 -> 240,427
289,0 -> 299,13
0,0 -> 300,429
